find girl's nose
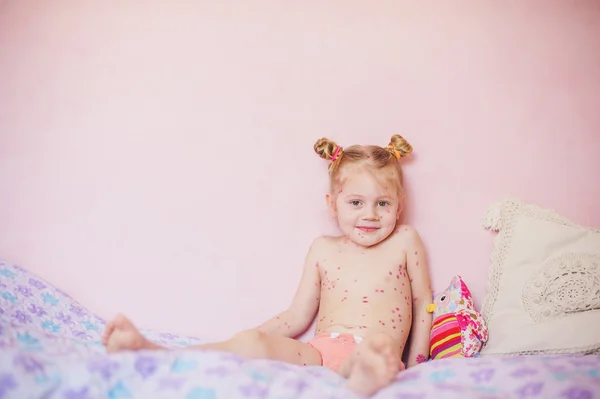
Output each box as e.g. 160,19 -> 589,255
363,205 -> 378,220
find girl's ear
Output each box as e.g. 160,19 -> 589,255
325,193 -> 337,218
396,194 -> 406,219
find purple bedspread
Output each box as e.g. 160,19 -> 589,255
1,259 -> 599,398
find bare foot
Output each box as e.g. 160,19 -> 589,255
346,335 -> 402,396
102,314 -> 155,353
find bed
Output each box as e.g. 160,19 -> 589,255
2,259 -> 600,399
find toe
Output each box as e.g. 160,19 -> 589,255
113,313 -> 133,330
101,321 -> 116,344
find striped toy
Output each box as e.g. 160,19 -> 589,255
426,275 -> 489,359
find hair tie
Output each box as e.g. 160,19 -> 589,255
387,145 -> 401,160
331,146 -> 342,162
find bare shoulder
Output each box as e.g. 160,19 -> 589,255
306,235 -> 338,257
387,224 -> 424,248
398,224 -> 430,282
309,235 -> 336,249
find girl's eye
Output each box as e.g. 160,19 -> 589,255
378,201 -> 389,206
350,200 -> 361,206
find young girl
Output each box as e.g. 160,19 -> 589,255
102,134 -> 433,397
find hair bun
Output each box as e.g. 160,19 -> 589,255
314,137 -> 342,161
388,134 -> 412,158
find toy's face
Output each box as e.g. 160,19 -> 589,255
429,275 -> 468,318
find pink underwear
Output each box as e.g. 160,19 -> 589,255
307,332 -> 363,372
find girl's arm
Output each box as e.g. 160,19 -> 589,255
405,227 -> 433,367
255,238 -> 323,338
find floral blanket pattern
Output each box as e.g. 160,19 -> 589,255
1,259 -> 600,398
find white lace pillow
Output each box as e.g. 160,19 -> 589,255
480,197 -> 600,356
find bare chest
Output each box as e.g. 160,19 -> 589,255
318,252 -> 410,302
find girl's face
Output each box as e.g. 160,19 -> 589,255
327,167 -> 403,248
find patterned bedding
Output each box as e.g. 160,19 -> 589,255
1,259 -> 599,399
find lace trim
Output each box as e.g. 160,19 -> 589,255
481,342 -> 600,357
522,252 -> 600,322
480,197 -> 600,325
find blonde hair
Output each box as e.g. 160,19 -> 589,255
314,134 -> 412,194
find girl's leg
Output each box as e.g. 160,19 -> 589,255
102,314 -> 322,367
337,332 -> 404,396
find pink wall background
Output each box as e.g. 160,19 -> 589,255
1,2 -> 599,341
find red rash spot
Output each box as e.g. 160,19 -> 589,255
415,251 -> 418,255
394,288 -> 398,291
396,275 -> 400,279
324,271 -> 328,275
344,290 -> 348,293
393,326 -> 397,329
363,300 -> 369,303
381,290 -> 385,293
391,319 -> 395,322
422,319 -> 424,322
392,310 -> 395,314
297,352 -> 301,356
362,314 -> 366,317
276,317 -> 280,319
375,289 -> 379,293
337,266 -> 341,270
342,297 -> 347,301
396,307 -> 400,311
389,271 -> 392,276
354,280 -> 358,283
